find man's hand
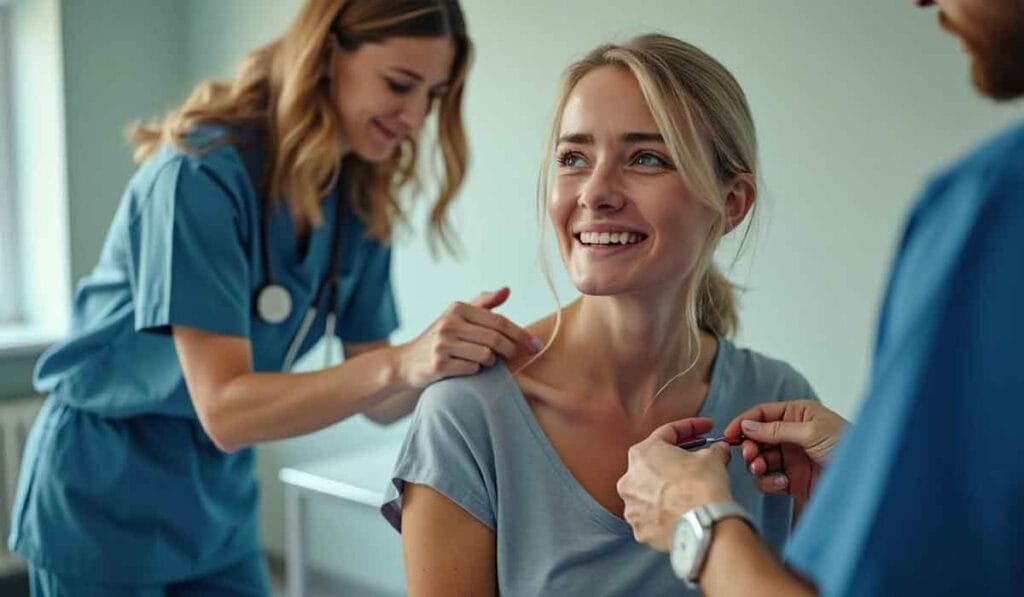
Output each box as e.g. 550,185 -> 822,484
723,400 -> 847,502
617,418 -> 733,552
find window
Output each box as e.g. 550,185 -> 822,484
0,0 -> 70,351
0,3 -> 20,325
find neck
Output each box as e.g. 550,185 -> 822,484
554,284 -> 714,416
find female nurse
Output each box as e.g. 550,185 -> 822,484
7,1 -> 541,595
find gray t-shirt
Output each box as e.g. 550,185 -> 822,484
382,338 -> 817,596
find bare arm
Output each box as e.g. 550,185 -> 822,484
401,483 -> 497,597
700,519 -> 815,597
174,288 -> 540,452
345,341 -> 421,425
174,326 -> 405,452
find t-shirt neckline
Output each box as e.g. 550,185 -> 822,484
493,337 -> 733,535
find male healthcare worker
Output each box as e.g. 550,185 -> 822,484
617,0 -> 1024,594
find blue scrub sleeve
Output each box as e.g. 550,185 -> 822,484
337,239 -> 399,343
783,149 -> 1024,595
129,156 -> 251,338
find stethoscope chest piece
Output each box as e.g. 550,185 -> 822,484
256,284 -> 293,324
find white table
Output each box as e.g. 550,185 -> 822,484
278,442 -> 403,597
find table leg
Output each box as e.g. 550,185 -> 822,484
285,485 -> 306,597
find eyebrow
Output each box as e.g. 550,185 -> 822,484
391,67 -> 451,92
557,132 -> 665,144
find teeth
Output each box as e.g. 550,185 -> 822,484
578,231 -> 644,246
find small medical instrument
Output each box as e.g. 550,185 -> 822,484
256,200 -> 344,371
678,435 -> 746,451
246,141 -> 346,371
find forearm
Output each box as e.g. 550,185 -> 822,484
206,345 -> 406,450
700,519 -> 816,597
363,388 -> 421,424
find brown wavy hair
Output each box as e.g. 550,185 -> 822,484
130,0 -> 471,250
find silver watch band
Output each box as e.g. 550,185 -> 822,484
695,501 -> 755,530
673,500 -> 758,588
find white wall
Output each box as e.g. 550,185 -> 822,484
182,0 -> 1023,587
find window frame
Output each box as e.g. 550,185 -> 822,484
0,3 -> 22,325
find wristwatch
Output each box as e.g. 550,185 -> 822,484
669,500 -> 757,588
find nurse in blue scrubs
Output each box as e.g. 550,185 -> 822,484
7,1 -> 541,595
618,0 -> 1024,595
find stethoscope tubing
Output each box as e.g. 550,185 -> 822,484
241,138 -> 347,371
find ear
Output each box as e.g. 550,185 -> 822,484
722,173 -> 756,234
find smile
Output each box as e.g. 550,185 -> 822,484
371,118 -> 400,143
575,231 -> 648,246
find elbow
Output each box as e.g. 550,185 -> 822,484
363,409 -> 400,426
196,396 -> 249,454
209,431 -> 246,454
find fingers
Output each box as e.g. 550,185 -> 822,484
740,419 -> 815,448
755,474 -> 791,495
445,341 -> 498,368
741,439 -> 761,464
723,402 -> 790,440
706,442 -> 732,465
470,287 -> 511,310
454,300 -> 541,354
443,357 -> 482,378
748,448 -> 782,476
453,325 -> 518,361
648,417 -> 715,444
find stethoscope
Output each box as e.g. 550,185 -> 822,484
254,192 -> 345,372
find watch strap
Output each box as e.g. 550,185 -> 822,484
696,500 -> 756,532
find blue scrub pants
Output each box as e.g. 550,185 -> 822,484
29,551 -> 271,596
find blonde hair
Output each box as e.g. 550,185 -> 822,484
527,33 -> 758,375
130,0 -> 471,249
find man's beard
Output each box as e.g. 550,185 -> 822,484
940,9 -> 1024,100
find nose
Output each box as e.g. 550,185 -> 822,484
396,93 -> 432,136
914,0 -> 934,6
578,161 -> 626,213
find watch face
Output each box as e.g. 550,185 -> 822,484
670,516 -> 701,578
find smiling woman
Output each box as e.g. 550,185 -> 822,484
382,33 -> 819,597
3,1 -> 555,595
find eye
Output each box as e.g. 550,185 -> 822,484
632,151 -> 672,169
385,77 -> 414,95
556,151 -> 588,169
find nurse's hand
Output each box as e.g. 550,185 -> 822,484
617,418 -> 733,552
723,400 -> 848,502
393,287 -> 543,390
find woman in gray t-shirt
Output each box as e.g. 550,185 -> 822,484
383,34 -> 818,596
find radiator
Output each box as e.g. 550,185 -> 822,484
0,397 -> 42,575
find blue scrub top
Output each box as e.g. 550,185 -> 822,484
784,122 -> 1024,595
8,126 -> 399,583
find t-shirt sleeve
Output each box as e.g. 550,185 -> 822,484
780,364 -> 819,404
129,156 -> 251,338
337,237 -> 399,343
783,150 -> 1024,595
381,378 -> 497,532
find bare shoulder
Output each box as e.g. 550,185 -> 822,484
506,311 -> 560,373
